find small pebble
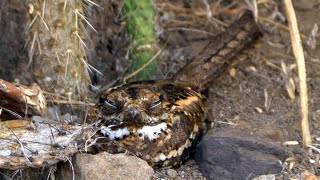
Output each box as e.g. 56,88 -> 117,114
166,169 -> 178,178
192,171 -> 199,177
252,174 -> 275,180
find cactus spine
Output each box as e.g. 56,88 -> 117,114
26,0 -> 95,100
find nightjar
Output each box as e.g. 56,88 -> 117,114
87,11 -> 262,168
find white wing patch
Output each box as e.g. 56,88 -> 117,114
153,139 -> 192,162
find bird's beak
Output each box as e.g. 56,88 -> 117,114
126,104 -> 140,119
129,107 -> 138,118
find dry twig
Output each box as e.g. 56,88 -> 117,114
283,0 -> 311,146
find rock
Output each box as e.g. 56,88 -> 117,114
166,169 -> 178,178
293,1 -> 316,10
301,170 -> 318,180
59,152 -> 154,180
252,174 -> 275,180
192,171 -> 200,177
195,127 -> 286,180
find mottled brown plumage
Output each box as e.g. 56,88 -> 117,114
87,11 -> 262,168
88,80 -> 206,167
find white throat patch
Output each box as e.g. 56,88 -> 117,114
100,125 -> 130,140
137,122 -> 167,140
100,122 -> 168,141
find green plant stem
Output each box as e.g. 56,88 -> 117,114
123,0 -> 158,81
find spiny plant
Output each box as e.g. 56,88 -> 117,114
26,0 -> 98,100
123,0 -> 158,82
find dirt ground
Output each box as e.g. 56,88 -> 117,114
152,1 -> 320,179
1,0 -> 320,179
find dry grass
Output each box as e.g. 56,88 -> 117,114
283,0 -> 311,146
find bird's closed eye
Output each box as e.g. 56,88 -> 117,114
100,97 -> 118,108
150,100 -> 161,109
106,99 -> 118,108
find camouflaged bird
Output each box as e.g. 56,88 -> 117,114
87,11 -> 262,168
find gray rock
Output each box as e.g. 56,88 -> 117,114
59,152 -> 154,180
166,169 -> 178,178
195,127 -> 286,180
252,174 -> 276,180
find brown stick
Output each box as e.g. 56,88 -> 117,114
0,120 -> 83,169
0,78 -> 47,119
283,0 -> 311,146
